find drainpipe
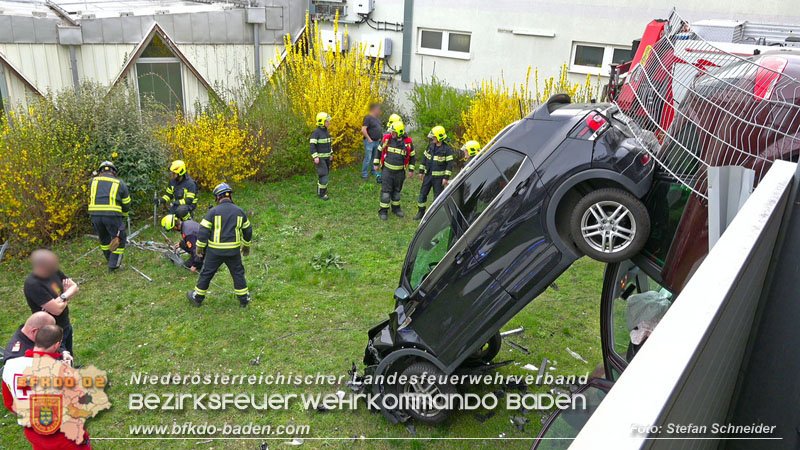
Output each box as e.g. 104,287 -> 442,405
246,7 -> 267,85
401,0 -> 413,82
254,25 -> 261,85
69,45 -> 79,94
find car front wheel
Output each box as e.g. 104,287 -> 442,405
400,362 -> 457,424
570,188 -> 650,263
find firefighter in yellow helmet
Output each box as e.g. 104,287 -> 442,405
155,160 -> 198,219
462,140 -> 482,160
88,161 -> 131,272
374,113 -> 403,185
414,126 -> 455,220
161,205 -> 203,271
310,112 -> 333,200
374,121 -> 415,220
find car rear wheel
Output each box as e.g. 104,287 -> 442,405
400,362 -> 457,424
570,188 -> 650,263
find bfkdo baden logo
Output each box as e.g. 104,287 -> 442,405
11,357 -> 111,444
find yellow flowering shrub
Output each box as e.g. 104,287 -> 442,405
0,109 -> 90,249
270,12 -> 387,167
461,65 -> 601,147
161,109 -> 269,189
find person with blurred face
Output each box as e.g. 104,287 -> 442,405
23,250 -> 78,354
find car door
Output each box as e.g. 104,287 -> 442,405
531,379 -> 614,450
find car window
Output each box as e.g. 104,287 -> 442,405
452,149 -> 525,224
642,177 -> 691,267
534,385 -> 608,450
405,205 -> 457,290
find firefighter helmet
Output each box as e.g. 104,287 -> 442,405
429,126 -> 447,142
386,113 -> 401,129
462,140 -> 481,157
213,182 -> 232,198
315,112 -> 331,127
170,160 -> 187,176
161,214 -> 177,231
391,121 -> 406,137
98,161 -> 117,174
175,205 -> 191,221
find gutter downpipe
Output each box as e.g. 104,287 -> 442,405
401,0 -> 413,82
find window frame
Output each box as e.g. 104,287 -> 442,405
569,42 -> 632,76
417,28 -> 472,60
134,55 -> 186,113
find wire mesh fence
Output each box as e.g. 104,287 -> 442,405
615,9 -> 800,199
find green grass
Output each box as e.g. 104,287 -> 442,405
0,166 -> 604,449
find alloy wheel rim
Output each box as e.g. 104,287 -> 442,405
580,200 -> 637,254
403,381 -> 444,418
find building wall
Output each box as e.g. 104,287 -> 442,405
0,43 -> 73,94
317,0 -> 800,110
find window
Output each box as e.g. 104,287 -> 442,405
418,28 -> 471,59
135,34 -> 184,111
405,207 -> 457,290
570,42 -> 633,75
453,149 -> 525,224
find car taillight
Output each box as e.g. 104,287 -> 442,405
586,112 -> 607,131
754,57 -> 787,101
640,153 -> 651,165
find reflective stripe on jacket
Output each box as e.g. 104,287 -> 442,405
310,127 -> 332,159
197,199 -> 252,251
88,175 -> 131,216
162,175 -> 198,208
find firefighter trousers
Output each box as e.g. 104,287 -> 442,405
315,157 -> 331,197
194,249 -> 249,302
380,167 -> 405,212
90,215 -> 126,270
417,174 -> 445,207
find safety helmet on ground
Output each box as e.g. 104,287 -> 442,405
170,160 -> 187,176
429,126 -> 447,142
175,205 -> 191,221
462,140 -> 481,157
98,161 -> 117,174
315,112 -> 331,127
161,214 -> 177,231
391,121 -> 406,137
213,182 -> 233,198
386,113 -> 402,129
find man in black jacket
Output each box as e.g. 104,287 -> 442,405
23,250 -> 79,354
156,160 -> 198,219
187,183 -> 252,308
161,206 -> 203,271
2,312 -> 71,365
88,161 -> 131,272
414,126 -> 455,220
310,112 -> 333,201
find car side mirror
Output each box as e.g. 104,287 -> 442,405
394,286 -> 410,301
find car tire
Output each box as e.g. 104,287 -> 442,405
570,188 -> 650,263
467,332 -> 502,364
400,361 -> 457,424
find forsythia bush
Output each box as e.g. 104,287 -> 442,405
270,12 -> 387,167
461,65 -> 601,148
461,68 -> 533,147
161,109 -> 269,189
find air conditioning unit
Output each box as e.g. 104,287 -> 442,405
362,35 -> 392,58
320,30 -> 348,52
355,0 -> 374,15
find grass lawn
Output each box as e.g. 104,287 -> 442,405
0,166 -> 605,449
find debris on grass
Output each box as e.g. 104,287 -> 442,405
284,437 -> 304,445
311,250 -> 346,270
474,411 -> 496,423
549,282 -> 560,292
500,327 -> 524,338
510,415 -> 530,432
505,340 -> 530,354
130,266 -> 153,282
522,363 -> 538,371
405,424 -> 416,436
566,347 -> 588,364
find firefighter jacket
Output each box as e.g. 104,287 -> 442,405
309,127 -> 332,159
88,174 -> 131,217
376,135 -> 415,172
180,219 -> 203,265
162,175 -> 198,209
197,198 -> 252,254
418,142 -> 455,179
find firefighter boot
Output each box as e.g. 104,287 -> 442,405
413,206 -> 426,221
392,206 -> 404,218
379,209 -> 388,221
317,186 -> 329,201
186,291 -> 204,307
239,294 -> 251,308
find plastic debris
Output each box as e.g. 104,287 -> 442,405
510,415 -> 530,432
405,424 -> 416,436
522,364 -> 538,371
284,438 -> 304,445
566,347 -> 588,364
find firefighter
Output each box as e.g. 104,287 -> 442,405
186,183 -> 252,308
161,206 -> 203,271
88,161 -> 131,272
155,160 -> 198,218
462,140 -> 482,161
373,121 -> 415,221
374,113 -> 403,184
310,112 -> 333,201
414,126 -> 455,220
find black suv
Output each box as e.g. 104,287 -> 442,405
361,95 -> 657,424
